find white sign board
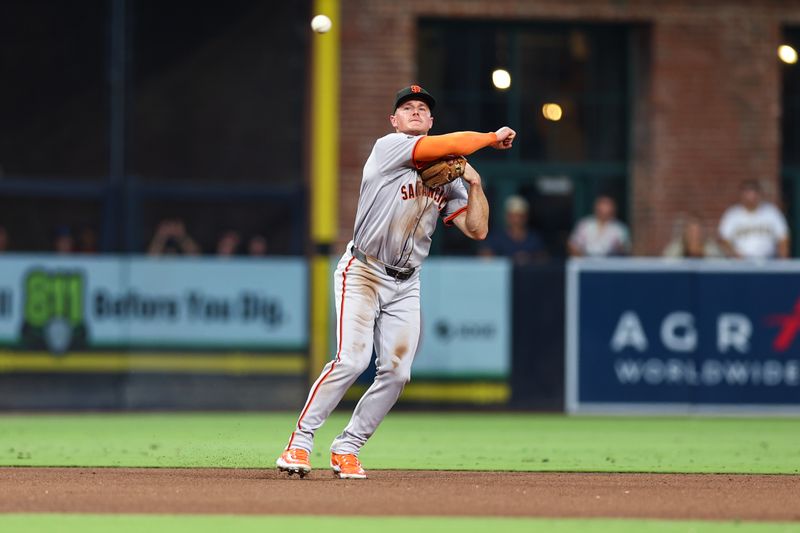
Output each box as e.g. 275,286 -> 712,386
0,255 -> 307,352
415,258 -> 511,378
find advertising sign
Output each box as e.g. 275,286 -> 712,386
567,259 -> 800,413
415,258 -> 511,378
0,255 -> 308,354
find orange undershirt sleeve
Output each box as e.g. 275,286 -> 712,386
412,131 -> 498,168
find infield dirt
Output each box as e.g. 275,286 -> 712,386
1,468 -> 798,521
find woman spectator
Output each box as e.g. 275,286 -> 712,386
663,214 -> 724,258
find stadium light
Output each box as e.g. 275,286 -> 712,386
542,103 -> 563,121
779,44 -> 798,64
492,69 -> 511,90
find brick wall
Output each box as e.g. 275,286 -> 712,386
337,0 -> 800,255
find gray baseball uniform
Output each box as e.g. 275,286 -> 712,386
286,132 -> 468,455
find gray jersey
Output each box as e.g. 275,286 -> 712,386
352,133 -> 468,269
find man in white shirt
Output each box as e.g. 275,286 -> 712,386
568,195 -> 631,257
718,180 -> 790,259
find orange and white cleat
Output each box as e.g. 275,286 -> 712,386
330,452 -> 367,479
276,448 -> 311,478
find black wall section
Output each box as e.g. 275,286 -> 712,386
0,374 -> 307,411
510,262 -> 565,410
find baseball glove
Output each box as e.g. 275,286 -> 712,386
419,156 -> 467,188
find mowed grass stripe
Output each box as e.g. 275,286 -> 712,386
0,413 -> 798,473
0,514 -> 799,533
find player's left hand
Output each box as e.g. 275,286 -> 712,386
419,156 -> 468,188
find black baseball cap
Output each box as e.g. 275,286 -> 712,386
393,85 -> 436,111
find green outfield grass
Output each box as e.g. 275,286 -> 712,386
0,515 -> 798,533
0,412 -> 798,473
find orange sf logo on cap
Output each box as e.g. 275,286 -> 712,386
411,85 -> 422,93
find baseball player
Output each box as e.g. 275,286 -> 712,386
277,85 -> 516,479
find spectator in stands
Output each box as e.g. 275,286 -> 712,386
247,234 -> 268,256
718,180 -> 790,259
77,226 -> 98,254
147,219 -> 200,256
568,195 -> 631,257
216,230 -> 242,257
53,225 -> 74,254
478,195 -> 548,264
0,225 -> 8,252
662,214 -> 724,258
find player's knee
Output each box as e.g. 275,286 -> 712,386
391,366 -> 412,385
336,354 -> 371,377
374,363 -> 411,386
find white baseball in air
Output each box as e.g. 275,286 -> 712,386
311,14 -> 332,34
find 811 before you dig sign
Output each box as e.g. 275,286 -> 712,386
0,256 -> 308,351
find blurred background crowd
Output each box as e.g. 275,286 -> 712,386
1,1 -> 798,262
0,183 -> 786,262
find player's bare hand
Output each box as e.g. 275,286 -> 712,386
492,127 -> 516,149
462,163 -> 482,187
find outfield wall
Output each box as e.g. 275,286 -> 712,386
0,255 -> 311,410
7,255 -> 797,413
0,255 -> 543,410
